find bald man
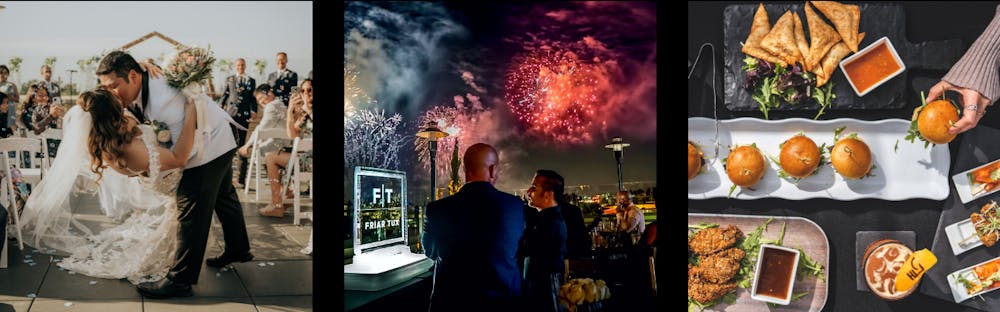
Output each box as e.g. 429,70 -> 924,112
423,143 -> 526,311
616,191 -> 645,235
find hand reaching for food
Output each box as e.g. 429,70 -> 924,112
925,80 -> 991,135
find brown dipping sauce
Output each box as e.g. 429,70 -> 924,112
864,240 -> 915,300
843,41 -> 902,94
755,247 -> 798,299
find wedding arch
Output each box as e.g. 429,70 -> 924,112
118,31 -> 217,97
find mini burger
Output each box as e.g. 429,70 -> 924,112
915,98 -> 960,145
688,141 -> 704,180
830,134 -> 873,179
725,144 -> 766,190
779,134 -> 822,179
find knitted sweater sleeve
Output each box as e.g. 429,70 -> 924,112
943,5 -> 1000,104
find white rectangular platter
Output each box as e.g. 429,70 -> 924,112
947,256 -> 1000,303
688,117 -> 951,200
945,218 -> 983,256
952,159 -> 1000,204
688,213 -> 829,312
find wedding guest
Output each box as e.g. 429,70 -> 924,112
30,85 -> 63,158
18,85 -> 39,133
31,86 -> 64,134
0,92 -> 14,138
218,58 -> 258,186
259,79 -> 311,217
522,169 -> 567,311
38,64 -> 62,106
615,191 -> 645,236
236,84 -> 288,164
423,143 -> 525,311
0,65 -> 19,133
267,52 -> 298,106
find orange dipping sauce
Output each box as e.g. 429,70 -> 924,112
843,41 -> 902,94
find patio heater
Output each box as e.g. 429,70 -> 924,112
604,137 -> 630,192
415,121 -> 448,250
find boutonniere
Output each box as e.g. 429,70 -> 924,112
151,120 -> 173,148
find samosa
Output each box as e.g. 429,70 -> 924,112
792,12 -> 810,70
760,11 -> 803,66
742,3 -> 786,65
816,42 -> 851,87
811,1 -> 862,52
804,2 -> 841,70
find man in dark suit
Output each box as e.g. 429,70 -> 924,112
266,52 -> 297,106
38,65 -> 62,105
423,143 -> 525,311
218,58 -> 258,185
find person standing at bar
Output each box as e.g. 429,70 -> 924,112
522,170 -> 567,312
422,143 -> 525,311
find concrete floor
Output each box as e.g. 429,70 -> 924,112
0,183 -> 313,312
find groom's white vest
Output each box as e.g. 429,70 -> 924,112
144,76 -> 238,169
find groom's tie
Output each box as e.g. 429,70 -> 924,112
132,71 -> 150,124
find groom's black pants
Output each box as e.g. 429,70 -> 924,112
171,148 -> 251,285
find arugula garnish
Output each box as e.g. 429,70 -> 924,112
833,126 -> 847,143
812,82 -> 836,120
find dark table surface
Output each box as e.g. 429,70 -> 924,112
689,2 -> 1000,311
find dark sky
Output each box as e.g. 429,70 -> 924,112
344,1 -> 657,200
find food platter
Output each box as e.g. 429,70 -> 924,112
952,159 -> 1000,204
947,256 -> 1000,303
722,3 -> 961,112
688,213 -> 828,312
688,117 -> 951,200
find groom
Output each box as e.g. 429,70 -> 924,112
97,51 -> 253,298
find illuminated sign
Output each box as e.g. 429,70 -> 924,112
353,167 -> 407,255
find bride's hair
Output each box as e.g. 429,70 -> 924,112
78,87 -> 141,182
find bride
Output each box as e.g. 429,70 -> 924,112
18,87 -> 197,284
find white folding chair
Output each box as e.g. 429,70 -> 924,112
290,138 -> 313,226
244,128 -> 290,201
37,128 -> 62,173
0,137 -> 44,250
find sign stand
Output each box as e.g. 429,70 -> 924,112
345,167 -> 433,291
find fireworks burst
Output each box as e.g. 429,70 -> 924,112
344,64 -> 373,119
504,44 -> 619,146
413,104 -> 512,188
344,108 -> 407,171
414,106 -> 464,186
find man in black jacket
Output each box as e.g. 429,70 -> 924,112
523,170 -> 567,311
423,143 -> 525,311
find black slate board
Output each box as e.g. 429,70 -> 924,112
855,231 -> 916,292
723,3 -> 962,112
923,125 -> 1000,310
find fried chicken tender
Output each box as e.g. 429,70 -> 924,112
689,225 -> 744,256
691,247 -> 746,284
688,273 -> 739,303
973,202 -> 1000,247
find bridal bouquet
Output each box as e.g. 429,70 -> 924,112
163,46 -> 216,162
165,46 -> 216,91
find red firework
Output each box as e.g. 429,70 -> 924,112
505,47 -> 615,145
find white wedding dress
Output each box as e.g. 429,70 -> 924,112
19,106 -> 183,285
